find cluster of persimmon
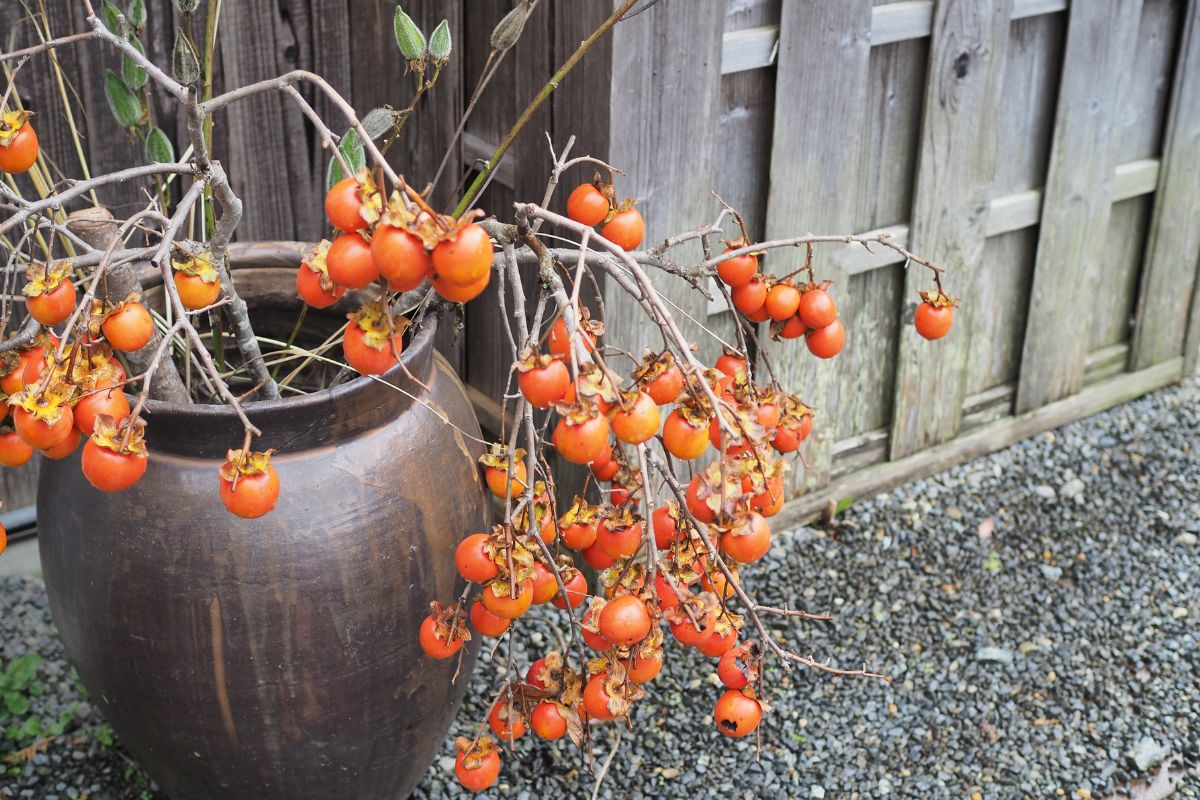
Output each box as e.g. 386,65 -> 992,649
0,259 -> 280,518
717,244 -> 846,359
565,177 -> 645,251
419,300 -> 820,790
295,170 -> 497,376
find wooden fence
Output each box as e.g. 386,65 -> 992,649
2,0 -> 1199,524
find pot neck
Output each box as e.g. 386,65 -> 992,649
143,314 -> 437,459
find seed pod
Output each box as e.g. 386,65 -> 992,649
490,1 -> 528,52
393,7 -> 426,63
172,27 -> 200,85
429,19 -> 452,65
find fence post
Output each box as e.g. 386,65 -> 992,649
889,0 -> 1012,460
1015,0 -> 1144,413
1130,0 -> 1200,374
762,0 -> 875,493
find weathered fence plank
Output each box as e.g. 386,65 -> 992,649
889,0 -> 1011,459
763,0 -> 874,491
603,0 -> 727,367
1089,0 -> 1181,356
1015,0 -> 1145,414
1132,0 -> 1200,371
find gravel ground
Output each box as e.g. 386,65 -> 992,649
3,378 -> 1198,799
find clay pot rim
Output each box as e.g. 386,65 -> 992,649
137,241 -> 438,450
142,313 -> 435,418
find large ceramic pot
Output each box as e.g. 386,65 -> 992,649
36,245 -> 485,800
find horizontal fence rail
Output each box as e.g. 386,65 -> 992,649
720,0 -> 1072,75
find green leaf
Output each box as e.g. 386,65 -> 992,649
145,127 -> 175,163
122,36 -> 147,90
27,681 -> 44,697
100,0 -> 124,34
171,27 -> 201,85
126,0 -> 146,27
49,703 -> 78,737
21,716 -> 40,738
4,693 -> 29,717
982,550 -> 1003,574
325,128 -> 365,191
361,107 -> 395,141
834,495 -> 854,516
428,19 -> 451,63
104,70 -> 142,127
393,7 -> 426,62
5,654 -> 41,690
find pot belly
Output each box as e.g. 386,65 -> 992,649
37,354 -> 485,800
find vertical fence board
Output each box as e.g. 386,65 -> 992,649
1089,0 -> 1182,356
1015,0 -> 1144,414
762,0 -> 874,492
1132,0 -> 1200,371
964,10 -> 1066,399
715,0 -> 780,242
829,38 -> 928,450
854,39 -> 929,233
889,0 -> 1011,459
604,1 -> 726,366
968,228 -> 1038,392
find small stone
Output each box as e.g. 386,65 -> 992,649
438,756 -> 456,774
1172,607 -> 1188,620
1075,789 -> 1092,799
878,777 -> 893,794
975,647 -> 1015,665
809,787 -> 826,799
1174,532 -> 1198,546
1061,478 -> 1085,499
660,767 -> 680,779
1040,565 -> 1064,581
1130,737 -> 1171,771
1034,485 -> 1057,500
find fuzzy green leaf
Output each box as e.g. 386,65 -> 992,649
122,36 -> 147,89
100,0 -> 124,34
104,70 -> 142,127
145,127 -> 174,164
325,128 -> 366,191
3,693 -> 29,717
173,0 -> 200,11
126,0 -> 146,27
428,19 -> 452,63
20,716 -> 40,738
4,655 -> 41,690
393,7 -> 426,61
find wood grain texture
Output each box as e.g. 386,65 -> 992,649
1015,0 -> 1145,414
604,0 -> 726,363
889,0 -> 1011,459
1132,0 -> 1200,370
1088,0 -> 1181,358
762,0 -> 874,492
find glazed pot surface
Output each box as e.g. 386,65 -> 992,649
37,271 -> 485,800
